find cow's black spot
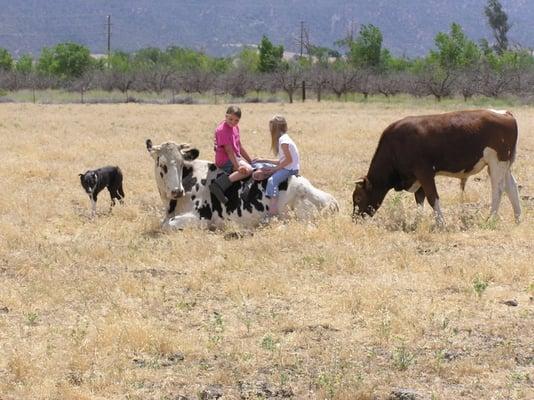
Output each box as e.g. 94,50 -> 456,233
211,193 -> 224,218
223,181 -> 243,215
191,195 -> 196,201
198,203 -> 213,220
182,166 -> 193,179
195,183 -> 200,191
181,166 -> 198,192
208,163 -> 217,171
194,200 -> 199,208
168,199 -> 177,214
201,179 -> 207,186
160,172 -> 164,178
162,165 -> 168,174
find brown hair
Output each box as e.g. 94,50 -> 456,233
269,115 -> 287,155
226,105 -> 242,119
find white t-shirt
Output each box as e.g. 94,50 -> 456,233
278,133 -> 300,171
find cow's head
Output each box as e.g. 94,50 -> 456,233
79,170 -> 98,194
146,139 -> 199,200
352,176 -> 377,218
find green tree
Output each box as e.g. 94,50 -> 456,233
348,24 -> 384,69
258,35 -> 283,73
485,0 -> 511,54
235,47 -> 260,72
133,47 -> 171,67
308,45 -> 340,64
431,23 -> 481,69
15,54 -> 34,74
37,42 -> 93,78
167,46 -> 211,71
414,23 -> 481,101
0,48 -> 13,71
109,51 -> 132,73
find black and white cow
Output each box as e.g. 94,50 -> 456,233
146,139 -> 339,229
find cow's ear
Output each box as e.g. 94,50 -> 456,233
355,177 -> 371,190
182,148 -> 199,161
146,139 -> 160,159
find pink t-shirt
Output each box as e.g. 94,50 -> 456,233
214,120 -> 241,167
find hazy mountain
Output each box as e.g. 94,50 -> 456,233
0,0 -> 532,58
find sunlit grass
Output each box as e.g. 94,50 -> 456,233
0,101 -> 532,399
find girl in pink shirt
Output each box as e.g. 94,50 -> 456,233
209,106 -> 253,204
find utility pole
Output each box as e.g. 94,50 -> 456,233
107,15 -> 111,66
300,20 -> 304,58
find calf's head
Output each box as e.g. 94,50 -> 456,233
79,170 -> 98,194
146,139 -> 199,200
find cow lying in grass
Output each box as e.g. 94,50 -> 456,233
352,109 -> 521,224
146,139 -> 339,229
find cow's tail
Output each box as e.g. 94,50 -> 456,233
511,117 -> 518,165
506,111 -> 519,166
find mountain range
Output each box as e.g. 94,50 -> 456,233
0,0 -> 532,58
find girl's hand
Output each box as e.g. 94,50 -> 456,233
238,166 -> 248,174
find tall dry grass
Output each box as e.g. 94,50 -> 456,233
0,101 -> 532,400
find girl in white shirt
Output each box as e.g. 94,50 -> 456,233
253,115 -> 300,218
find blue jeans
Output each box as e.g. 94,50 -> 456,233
220,160 -> 234,174
266,168 -> 298,198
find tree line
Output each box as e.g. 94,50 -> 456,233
1,0 -> 532,103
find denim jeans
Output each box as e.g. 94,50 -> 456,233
220,160 -> 234,174
220,158 -> 251,174
266,168 -> 298,198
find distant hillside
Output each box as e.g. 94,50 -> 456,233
0,0 -> 532,58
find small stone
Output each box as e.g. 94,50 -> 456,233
501,299 -> 518,307
389,388 -> 421,400
199,384 -> 223,400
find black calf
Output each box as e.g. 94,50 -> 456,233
79,166 -> 125,215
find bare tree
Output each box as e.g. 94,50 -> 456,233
249,72 -> 269,100
220,67 -> 253,98
135,65 -> 174,94
478,60 -> 519,97
327,64 -> 358,100
353,68 -> 376,99
273,62 -> 304,103
306,63 -> 330,102
455,66 -> 481,101
180,69 -> 216,95
374,72 -> 405,98
416,64 -> 456,101
69,70 -> 96,103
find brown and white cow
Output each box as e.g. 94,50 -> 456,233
352,109 -> 521,224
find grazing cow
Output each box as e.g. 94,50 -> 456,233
145,139 -> 339,229
79,166 -> 125,216
352,109 -> 521,224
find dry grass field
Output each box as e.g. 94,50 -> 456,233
0,100 -> 533,400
